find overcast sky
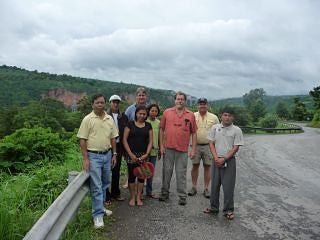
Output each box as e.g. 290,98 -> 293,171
1,0 -> 319,100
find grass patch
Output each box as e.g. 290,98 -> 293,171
0,145 -> 83,240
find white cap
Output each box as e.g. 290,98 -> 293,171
109,95 -> 122,102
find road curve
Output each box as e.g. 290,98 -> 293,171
108,125 -> 320,240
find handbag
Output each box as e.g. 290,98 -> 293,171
133,161 -> 155,179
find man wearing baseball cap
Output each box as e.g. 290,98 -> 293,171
188,98 -> 219,198
105,95 -> 128,204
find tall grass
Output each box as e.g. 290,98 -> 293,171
0,146 -> 83,240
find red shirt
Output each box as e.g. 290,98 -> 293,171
160,107 -> 197,152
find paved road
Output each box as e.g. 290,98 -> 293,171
108,125 -> 320,240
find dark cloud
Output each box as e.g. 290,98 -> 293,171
0,0 -> 319,99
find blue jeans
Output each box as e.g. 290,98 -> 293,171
88,151 -> 111,218
146,156 -> 157,195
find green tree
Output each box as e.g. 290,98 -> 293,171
276,101 -> 290,119
77,96 -> 92,117
309,86 -> 320,110
0,127 -> 67,173
0,106 -> 19,138
292,97 -> 307,121
259,113 -> 278,128
12,98 -> 66,132
243,88 -> 267,122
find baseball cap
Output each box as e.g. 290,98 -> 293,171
109,95 -> 122,102
197,98 -> 208,104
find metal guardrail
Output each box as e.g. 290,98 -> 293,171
23,171 -> 90,240
239,123 -> 303,134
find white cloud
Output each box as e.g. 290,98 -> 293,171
0,0 -> 319,99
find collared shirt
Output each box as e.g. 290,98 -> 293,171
77,111 -> 119,151
194,111 -> 219,144
160,107 -> 197,152
207,123 -> 244,157
125,103 -> 137,122
146,117 -> 160,156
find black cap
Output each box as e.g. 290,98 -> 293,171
197,98 -> 208,104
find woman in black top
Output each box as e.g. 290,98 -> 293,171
123,106 -> 153,206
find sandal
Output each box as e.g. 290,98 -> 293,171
203,208 -> 218,215
224,212 -> 235,220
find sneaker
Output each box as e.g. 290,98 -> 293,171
203,189 -> 210,199
93,216 -> 104,229
188,187 -> 197,196
178,198 -> 187,206
104,208 -> 113,216
158,194 -> 169,202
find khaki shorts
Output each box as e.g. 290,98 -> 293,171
193,144 -> 213,166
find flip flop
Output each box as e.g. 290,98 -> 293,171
203,208 -> 218,215
224,212 -> 235,220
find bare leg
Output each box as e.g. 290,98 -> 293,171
204,165 -> 211,190
136,182 -> 144,206
128,183 -> 136,206
191,164 -> 200,189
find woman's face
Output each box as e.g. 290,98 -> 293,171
149,106 -> 159,119
136,109 -> 147,122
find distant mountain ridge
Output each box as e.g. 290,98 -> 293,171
211,94 -> 314,112
0,65 -> 176,107
0,65 -> 313,111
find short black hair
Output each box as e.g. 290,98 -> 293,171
91,94 -> 106,104
134,105 -> 148,121
221,107 -> 235,115
147,104 -> 160,117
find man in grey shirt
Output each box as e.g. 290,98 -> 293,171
203,107 -> 244,220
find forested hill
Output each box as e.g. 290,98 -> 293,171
0,65 -> 313,111
211,94 -> 314,112
0,65 -> 175,107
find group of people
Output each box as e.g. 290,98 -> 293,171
77,87 -> 244,229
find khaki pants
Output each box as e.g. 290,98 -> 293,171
161,149 -> 188,199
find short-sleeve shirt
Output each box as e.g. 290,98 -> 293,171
126,121 -> 152,156
146,118 -> 160,156
194,111 -> 219,144
207,123 -> 244,157
77,111 -> 119,151
160,107 -> 197,152
125,104 -> 137,122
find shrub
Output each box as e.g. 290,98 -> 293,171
0,127 -> 68,173
309,110 -> 320,128
259,113 -> 278,128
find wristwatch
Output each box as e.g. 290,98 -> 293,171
113,152 -> 118,156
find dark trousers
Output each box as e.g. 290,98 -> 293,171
106,143 -> 123,200
210,157 -> 236,213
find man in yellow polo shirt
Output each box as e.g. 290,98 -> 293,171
77,94 -> 118,229
188,98 -> 219,198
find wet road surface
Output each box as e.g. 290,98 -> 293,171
108,125 -> 320,240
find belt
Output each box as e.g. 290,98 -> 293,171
87,149 -> 111,155
197,143 -> 209,146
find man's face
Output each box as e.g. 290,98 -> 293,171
136,91 -> 147,105
175,94 -> 186,110
198,102 -> 208,113
92,96 -> 106,112
110,100 -> 120,112
221,112 -> 234,126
